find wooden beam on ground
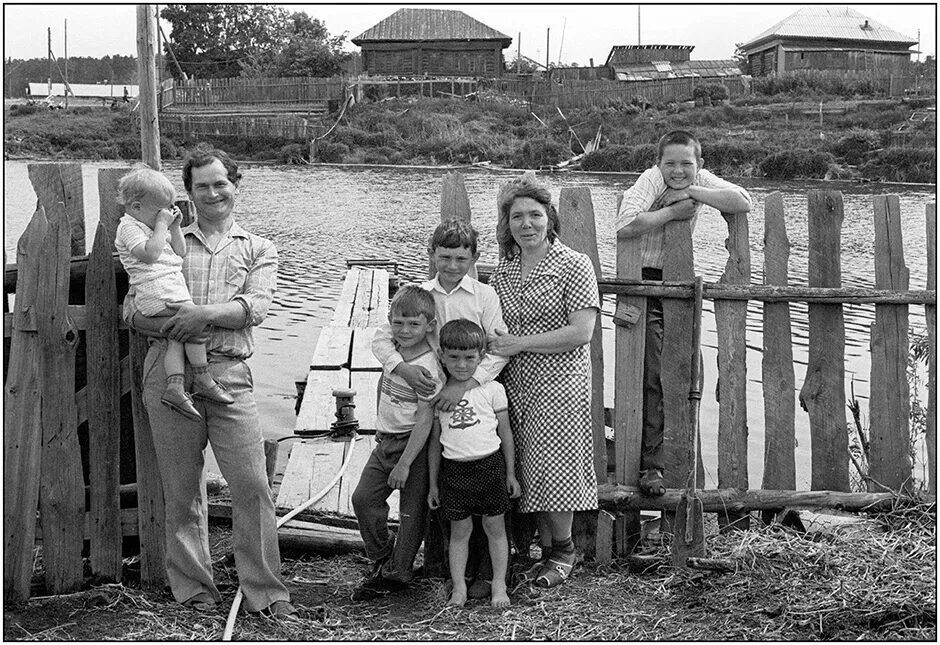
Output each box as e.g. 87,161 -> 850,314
613,194 -> 644,555
800,191 -> 849,492
3,205 -> 48,602
27,163 -> 85,257
309,326 -> 352,369
596,484 -> 903,513
85,222 -> 122,582
36,197 -> 84,594
296,369 -> 350,433
761,193 -> 796,493
926,203 -> 937,494
716,210 -> 750,531
869,195 -> 912,492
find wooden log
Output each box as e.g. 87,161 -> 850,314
613,194 -> 644,555
128,331 -> 166,587
558,187 -> 606,484
3,205 -> 49,602
37,199 -> 84,594
596,484 -> 900,513
926,203 -> 937,494
800,191 -> 849,492
869,195 -> 911,492
761,193 -> 796,492
27,163 -> 85,257
85,222 -> 122,582
716,210 -> 750,531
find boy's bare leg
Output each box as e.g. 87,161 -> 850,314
447,517 -> 472,607
481,514 -> 510,607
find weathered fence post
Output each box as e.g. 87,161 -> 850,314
761,193 -> 796,496
37,193 -> 83,594
661,220 -> 701,534
800,191 -> 849,492
27,163 -> 85,257
613,194 -> 644,554
926,203 -> 937,493
3,206 -> 49,601
715,209 -> 751,531
558,187 -> 605,559
85,221 -> 122,582
869,195 -> 911,492
433,172 -> 474,279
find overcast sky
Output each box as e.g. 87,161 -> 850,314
3,3 -> 936,66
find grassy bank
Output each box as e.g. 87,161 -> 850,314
4,95 -> 936,183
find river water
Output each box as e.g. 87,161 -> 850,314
4,160 -> 935,489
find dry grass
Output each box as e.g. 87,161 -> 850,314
4,502 -> 935,641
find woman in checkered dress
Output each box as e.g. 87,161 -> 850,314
488,172 -> 599,588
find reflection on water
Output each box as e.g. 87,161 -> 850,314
4,161 -> 935,487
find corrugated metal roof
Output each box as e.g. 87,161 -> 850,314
742,6 -> 917,49
612,60 -> 742,82
352,8 -> 511,44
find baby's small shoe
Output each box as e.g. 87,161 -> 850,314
161,389 -> 202,421
192,381 -> 235,405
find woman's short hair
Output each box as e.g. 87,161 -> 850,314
116,163 -> 175,206
439,319 -> 486,352
388,285 -> 436,322
429,219 -> 478,255
496,171 -> 560,259
182,144 -> 242,192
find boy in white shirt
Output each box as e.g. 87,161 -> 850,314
615,129 -> 751,496
428,319 -> 520,608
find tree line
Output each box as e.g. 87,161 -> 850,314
4,54 -> 138,97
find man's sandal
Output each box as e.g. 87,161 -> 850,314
183,592 -> 217,612
638,469 -> 666,497
534,551 -> 580,588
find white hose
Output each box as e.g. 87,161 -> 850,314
221,433 -> 359,640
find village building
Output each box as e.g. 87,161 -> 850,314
351,8 -> 512,78
739,6 -> 917,77
602,44 -> 742,82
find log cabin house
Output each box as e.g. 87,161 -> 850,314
351,8 -> 512,78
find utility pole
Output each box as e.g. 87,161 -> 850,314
47,27 -> 52,96
64,19 -> 68,108
637,5 -> 641,46
137,4 -> 161,170
545,27 -> 550,71
517,32 -> 521,74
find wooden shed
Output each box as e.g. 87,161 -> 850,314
739,6 -> 917,77
351,8 -> 512,78
604,45 -> 742,82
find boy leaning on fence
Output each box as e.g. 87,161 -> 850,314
615,129 -> 752,496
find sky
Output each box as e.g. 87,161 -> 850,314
3,2 -> 936,66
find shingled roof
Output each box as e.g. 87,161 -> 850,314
352,8 -> 512,45
610,60 -> 742,82
741,6 -> 917,50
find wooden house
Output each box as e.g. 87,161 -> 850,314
739,6 -> 917,77
604,45 -> 742,82
351,8 -> 512,77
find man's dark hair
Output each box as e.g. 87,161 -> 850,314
182,144 -> 242,192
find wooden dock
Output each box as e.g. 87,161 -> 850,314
277,265 -> 399,529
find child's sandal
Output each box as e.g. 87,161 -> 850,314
519,558 -> 547,582
534,552 -> 579,588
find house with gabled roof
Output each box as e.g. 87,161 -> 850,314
351,8 -> 512,77
739,6 -> 917,77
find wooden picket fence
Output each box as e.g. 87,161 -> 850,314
167,76 -> 344,106
160,113 -> 326,141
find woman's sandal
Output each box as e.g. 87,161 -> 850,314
534,551 -> 580,588
638,469 -> 666,497
519,557 -> 548,582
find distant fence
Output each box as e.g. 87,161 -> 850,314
166,76 -> 344,107
160,113 -> 324,141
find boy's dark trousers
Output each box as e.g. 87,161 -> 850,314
642,267 -> 666,472
352,432 -> 429,582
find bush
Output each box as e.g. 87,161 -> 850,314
315,141 -> 349,163
860,146 -> 937,183
758,149 -> 834,179
701,140 -> 766,173
693,83 -> 729,102
580,143 -> 657,172
510,137 -> 570,168
277,143 -> 308,165
8,103 -> 43,117
827,128 -> 880,165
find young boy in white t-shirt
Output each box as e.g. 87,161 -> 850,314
428,319 -> 521,608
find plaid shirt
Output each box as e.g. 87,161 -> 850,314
615,166 -> 752,269
123,219 -> 277,360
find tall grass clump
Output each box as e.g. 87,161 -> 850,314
759,149 -> 834,179
860,147 -> 937,183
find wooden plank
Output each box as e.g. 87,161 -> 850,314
350,371 -> 382,433
296,369 -> 350,433
276,442 -> 321,509
85,222 -> 122,582
28,163 -> 85,256
367,269 -> 390,327
350,327 -> 383,371
613,193 -> 644,554
128,331 -> 166,587
595,510 -> 615,565
309,440 -> 348,514
433,172 -> 474,278
926,203 -> 937,494
799,191 -> 849,492
559,186 -> 606,484
330,269 -> 359,327
349,269 -> 376,329
3,205 -> 48,601
310,326 -> 352,369
715,209 -> 750,530
869,195 -> 911,492
36,198 -> 84,594
97,167 -> 132,253
761,193 -> 796,491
